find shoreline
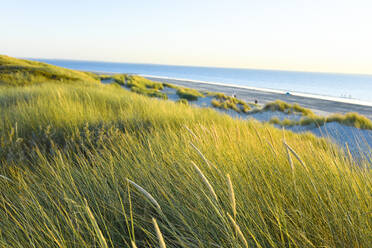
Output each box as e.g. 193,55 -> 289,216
90,70 -> 372,118
140,74 -> 372,107
141,75 -> 372,119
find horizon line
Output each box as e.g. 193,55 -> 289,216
21,55 -> 372,77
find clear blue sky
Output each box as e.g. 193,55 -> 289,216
1,0 -> 371,74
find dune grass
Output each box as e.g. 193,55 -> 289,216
100,74 -> 168,99
100,73 -> 127,85
253,100 -> 314,116
0,56 -> 371,247
210,92 -> 251,113
0,55 -> 99,86
176,87 -> 205,101
176,98 -> 189,105
163,82 -> 180,89
270,112 -> 372,130
0,80 -> 371,248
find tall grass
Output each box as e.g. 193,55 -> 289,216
0,81 -> 371,247
104,74 -> 168,99
257,100 -> 314,116
270,112 -> 372,130
0,55 -> 99,85
209,92 -> 251,113
176,87 -> 204,101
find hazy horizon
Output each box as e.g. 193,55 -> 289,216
26,56 -> 372,77
2,0 -> 372,74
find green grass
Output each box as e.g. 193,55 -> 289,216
211,98 -> 241,112
163,82 -> 180,89
126,75 -> 164,90
176,87 -> 205,101
0,84 -> 371,248
100,74 -> 127,85
258,100 -> 372,130
210,92 -> 251,113
100,74 -> 168,99
0,57 -> 371,247
327,112 -> 372,129
270,112 -> 372,130
0,55 -> 99,86
176,98 -> 189,105
258,100 -> 314,116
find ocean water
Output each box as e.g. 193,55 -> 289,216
31,58 -> 372,104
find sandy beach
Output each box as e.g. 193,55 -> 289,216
145,76 -> 372,119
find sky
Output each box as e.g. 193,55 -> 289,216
1,0 -> 372,74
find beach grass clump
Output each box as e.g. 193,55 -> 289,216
292,103 -> 314,116
176,87 -> 204,101
0,56 -> 371,248
270,111 -> 372,130
0,55 -> 100,86
269,116 -> 281,125
269,117 -> 296,126
211,98 -> 223,108
126,75 -> 164,90
328,112 -> 372,129
130,85 -> 168,99
262,100 -> 314,116
163,82 -> 180,89
211,98 -> 240,112
120,75 -> 167,99
297,112 -> 372,129
111,74 -> 127,85
99,74 -> 128,85
176,98 -> 188,105
299,115 -> 327,127
210,92 -> 251,113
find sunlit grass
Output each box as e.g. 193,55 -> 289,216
176,87 -> 204,101
0,56 -> 371,247
210,92 -> 251,113
0,81 -> 371,248
269,111 -> 372,130
0,55 -> 99,85
255,100 -> 314,116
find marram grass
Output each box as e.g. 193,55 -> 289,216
0,56 -> 371,247
0,81 -> 370,248
0,55 -> 99,86
270,111 -> 372,130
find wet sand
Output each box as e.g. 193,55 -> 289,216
145,76 -> 372,119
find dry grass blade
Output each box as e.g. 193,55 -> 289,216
227,213 -> 248,248
226,174 -> 236,219
131,241 -> 138,248
283,141 -> 294,171
284,141 -> 307,170
84,199 -> 109,248
152,218 -> 167,248
345,142 -> 354,163
127,179 -> 162,212
184,125 -> 199,140
0,174 -> 13,182
191,161 -> 218,202
190,142 -> 212,169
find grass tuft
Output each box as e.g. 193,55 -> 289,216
210,92 -> 251,113
176,87 -> 204,101
269,111 -> 372,130
176,98 -> 189,105
262,100 -> 314,116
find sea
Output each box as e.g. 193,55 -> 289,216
31,58 -> 372,105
